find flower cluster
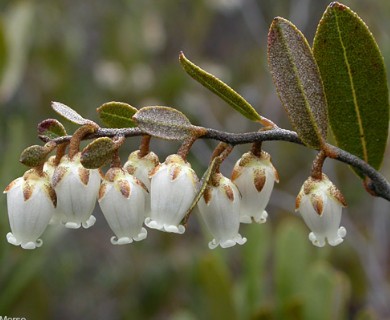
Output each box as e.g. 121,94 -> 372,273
4,145 -> 347,250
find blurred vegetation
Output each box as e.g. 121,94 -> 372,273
0,0 -> 390,319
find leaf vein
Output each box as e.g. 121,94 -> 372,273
334,10 -> 368,162
280,27 -> 322,145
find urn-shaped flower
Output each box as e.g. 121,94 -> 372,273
145,154 -> 198,234
4,169 -> 56,249
232,150 -> 279,224
296,174 -> 347,247
52,152 -> 101,229
99,167 -> 148,244
198,173 -> 247,249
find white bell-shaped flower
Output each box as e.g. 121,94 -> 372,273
123,150 -> 159,217
4,169 -> 56,249
232,150 -> 279,224
296,174 -> 347,247
198,173 -> 247,249
145,154 -> 198,234
99,167 -> 148,245
52,152 -> 101,229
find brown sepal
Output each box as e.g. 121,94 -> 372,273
170,165 -> 182,181
45,184 -> 57,207
203,186 -> 212,205
224,185 -> 235,202
118,179 -> 131,198
329,184 -> 347,207
125,164 -> 136,175
273,166 -> 280,183
23,180 -> 34,201
105,167 -> 121,182
149,164 -> 161,178
254,168 -> 266,192
303,177 -> 316,195
52,166 -> 68,188
98,182 -> 107,200
135,178 -> 148,193
295,192 -> 302,210
79,167 -> 90,185
231,166 -> 242,181
4,179 -> 19,193
310,194 -> 324,216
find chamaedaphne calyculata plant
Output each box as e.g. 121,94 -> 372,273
3,2 -> 390,250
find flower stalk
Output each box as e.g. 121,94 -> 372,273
68,123 -> 100,159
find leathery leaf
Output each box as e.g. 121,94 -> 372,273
313,2 -> 389,176
268,17 -> 328,149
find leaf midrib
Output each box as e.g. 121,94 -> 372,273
279,24 -> 323,147
100,111 -> 135,126
334,10 -> 368,162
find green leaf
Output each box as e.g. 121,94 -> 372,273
133,106 -> 194,140
37,119 -> 67,140
313,2 -> 389,175
97,101 -> 137,128
51,101 -> 92,125
268,17 -> 328,149
80,137 -> 116,169
179,52 -> 262,122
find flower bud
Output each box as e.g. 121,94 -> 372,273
4,169 -> 56,249
99,167 -> 148,244
296,174 -> 347,247
145,154 -> 198,234
232,151 -> 279,224
123,150 -> 159,217
52,152 -> 101,229
198,173 -> 247,249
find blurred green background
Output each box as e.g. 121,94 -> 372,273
1,0 -> 390,319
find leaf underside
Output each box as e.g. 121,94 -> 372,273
313,2 -> 389,176
268,17 -> 328,149
51,101 -> 90,125
133,106 -> 194,140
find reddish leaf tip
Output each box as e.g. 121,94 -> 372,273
329,2 -> 346,10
